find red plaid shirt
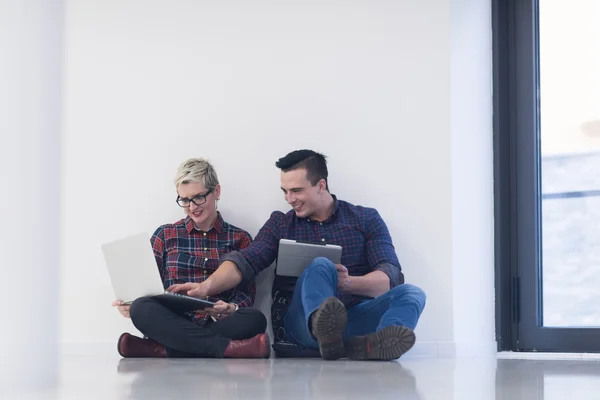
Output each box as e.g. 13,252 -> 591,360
151,212 -> 254,324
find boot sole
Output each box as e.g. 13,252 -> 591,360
347,326 -> 416,361
117,332 -> 128,358
312,297 -> 347,360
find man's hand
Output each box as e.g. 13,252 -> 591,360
205,300 -> 237,320
112,300 -> 131,318
167,282 -> 209,298
335,264 -> 351,292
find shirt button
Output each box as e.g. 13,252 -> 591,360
204,248 -> 208,251
204,258 -> 208,261
203,232 -> 207,236
321,238 -> 325,242
320,222 -> 323,225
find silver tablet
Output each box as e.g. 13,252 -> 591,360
276,239 -> 343,277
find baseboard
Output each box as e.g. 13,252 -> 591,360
498,351 -> 600,360
61,340 -> 497,359
451,341 -> 498,358
403,341 -> 497,359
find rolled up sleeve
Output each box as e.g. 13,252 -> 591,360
364,209 -> 405,288
374,262 -> 404,288
221,250 -> 256,282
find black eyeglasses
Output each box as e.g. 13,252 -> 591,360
176,189 -> 214,207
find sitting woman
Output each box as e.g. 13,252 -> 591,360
112,158 -> 269,358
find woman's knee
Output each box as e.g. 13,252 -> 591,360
129,296 -> 156,326
235,308 -> 267,336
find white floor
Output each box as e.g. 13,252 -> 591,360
5,353 -> 600,400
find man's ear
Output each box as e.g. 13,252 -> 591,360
319,179 -> 326,192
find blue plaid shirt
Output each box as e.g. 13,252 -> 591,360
221,196 -> 404,304
151,212 -> 254,324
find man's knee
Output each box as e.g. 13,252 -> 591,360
303,257 -> 337,277
390,284 -> 426,310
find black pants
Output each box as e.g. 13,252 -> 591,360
129,296 -> 267,358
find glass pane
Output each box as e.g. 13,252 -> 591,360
540,0 -> 600,327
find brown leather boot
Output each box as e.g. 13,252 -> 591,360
311,297 -> 347,360
223,333 -> 270,358
346,325 -> 416,361
117,333 -> 167,358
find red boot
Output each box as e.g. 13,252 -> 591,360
117,333 -> 167,358
223,333 -> 270,358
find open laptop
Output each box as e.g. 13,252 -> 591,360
101,232 -> 215,312
276,239 -> 343,277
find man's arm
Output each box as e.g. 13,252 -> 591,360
168,260 -> 243,298
169,212 -> 282,298
336,208 -> 404,298
196,260 -> 244,297
337,265 -> 390,298
365,209 -> 404,286
228,231 -> 256,308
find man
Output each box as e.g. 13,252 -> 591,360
170,150 -> 426,361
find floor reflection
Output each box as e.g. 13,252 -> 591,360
117,358 -> 422,400
7,354 -> 600,399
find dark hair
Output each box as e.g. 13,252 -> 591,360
275,149 -> 329,190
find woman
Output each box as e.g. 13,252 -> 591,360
112,158 -> 269,358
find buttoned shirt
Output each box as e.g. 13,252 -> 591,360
151,212 -> 254,324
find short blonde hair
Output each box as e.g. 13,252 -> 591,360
174,158 -> 219,189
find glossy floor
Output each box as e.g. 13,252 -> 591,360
6,354 -> 600,399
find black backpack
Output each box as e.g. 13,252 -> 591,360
270,273 -> 320,358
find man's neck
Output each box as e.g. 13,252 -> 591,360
310,193 -> 335,222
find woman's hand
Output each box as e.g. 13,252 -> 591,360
205,300 -> 237,320
112,300 -> 131,318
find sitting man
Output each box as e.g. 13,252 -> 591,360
169,150 -> 426,360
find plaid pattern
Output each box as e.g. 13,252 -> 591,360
222,196 -> 404,291
151,212 -> 254,325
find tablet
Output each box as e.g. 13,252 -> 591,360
276,239 -> 343,277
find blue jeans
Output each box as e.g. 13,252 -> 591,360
283,257 -> 426,349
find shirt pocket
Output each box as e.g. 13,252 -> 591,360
332,224 -> 367,267
165,251 -> 207,282
204,243 -> 235,271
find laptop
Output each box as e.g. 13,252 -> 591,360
101,232 -> 215,312
276,239 -> 343,277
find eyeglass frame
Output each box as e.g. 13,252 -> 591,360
176,188 -> 214,207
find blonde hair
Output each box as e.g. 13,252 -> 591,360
174,158 -> 219,189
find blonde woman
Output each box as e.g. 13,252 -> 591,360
112,158 -> 269,358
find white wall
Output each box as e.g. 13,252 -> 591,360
451,0 -> 496,357
62,0 -> 494,357
1,0 -> 63,390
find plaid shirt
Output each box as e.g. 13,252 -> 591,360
222,196 -> 404,305
151,212 -> 254,324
